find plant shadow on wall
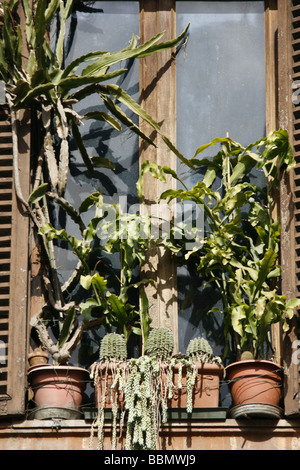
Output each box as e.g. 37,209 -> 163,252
0,0 -> 190,417
141,131 -> 300,417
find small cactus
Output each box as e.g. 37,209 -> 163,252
240,350 -> 254,361
145,327 -> 174,360
186,337 -> 221,364
187,337 -> 212,359
99,333 -> 127,362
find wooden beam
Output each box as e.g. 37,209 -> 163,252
265,0 -> 284,365
139,1 -> 178,351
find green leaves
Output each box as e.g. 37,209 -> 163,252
150,129 -> 299,359
80,273 -> 107,294
28,183 -> 49,204
58,305 -> 76,348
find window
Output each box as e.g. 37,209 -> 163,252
1,0 -> 300,417
175,1 -> 266,354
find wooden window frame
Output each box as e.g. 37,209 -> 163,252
139,0 -> 179,351
0,0 -> 298,418
140,0 -> 284,359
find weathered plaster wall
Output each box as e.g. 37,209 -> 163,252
1,419 -> 300,450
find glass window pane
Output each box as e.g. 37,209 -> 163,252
65,1 -> 140,207
176,2 -> 265,359
51,2 -> 140,285
50,2 -> 140,369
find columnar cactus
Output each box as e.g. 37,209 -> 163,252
145,327 -> 174,360
99,333 -> 127,362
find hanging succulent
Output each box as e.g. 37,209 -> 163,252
99,333 -> 128,362
89,333 -> 128,450
124,356 -> 161,450
89,329 -> 224,450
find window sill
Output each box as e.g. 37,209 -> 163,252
1,415 -> 300,450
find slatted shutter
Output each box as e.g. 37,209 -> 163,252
278,0 -> 300,417
291,0 -> 300,417
292,4 -> 300,282
0,102 -> 30,417
0,106 -> 13,398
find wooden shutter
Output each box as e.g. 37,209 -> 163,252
0,105 -> 12,398
0,104 -> 30,417
291,4 -> 300,255
278,0 -> 300,417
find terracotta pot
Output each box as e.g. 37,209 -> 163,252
162,362 -> 224,409
225,360 -> 283,406
27,365 -> 90,410
28,348 -> 49,367
93,362 -> 224,410
93,362 -> 126,408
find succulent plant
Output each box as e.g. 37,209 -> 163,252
145,327 -> 174,360
240,350 -> 254,361
186,336 -> 221,364
99,333 -> 127,362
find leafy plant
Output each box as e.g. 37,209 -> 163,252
0,0 -> 189,364
39,193 -> 155,348
139,130 -> 300,360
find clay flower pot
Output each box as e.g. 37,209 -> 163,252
27,365 -> 90,418
93,361 -> 224,410
92,362 -> 126,408
163,362 -> 224,409
28,348 -> 49,367
225,360 -> 283,417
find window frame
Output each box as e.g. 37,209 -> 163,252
1,0 -> 299,418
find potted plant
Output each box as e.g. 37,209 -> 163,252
0,0 -> 189,418
89,327 -> 224,450
140,130 -> 300,418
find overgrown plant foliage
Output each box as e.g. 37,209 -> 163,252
139,130 -> 300,359
39,194 -> 155,345
0,0 -> 189,364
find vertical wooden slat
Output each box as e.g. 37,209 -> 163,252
6,107 -> 30,416
265,0 -> 284,365
0,106 -> 12,400
278,0 -> 300,417
0,104 -> 30,416
265,0 -> 278,133
139,0 -> 178,352
0,3 -> 30,417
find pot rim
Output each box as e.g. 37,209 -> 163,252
91,361 -> 225,377
27,364 -> 90,377
28,350 -> 49,358
225,359 -> 283,372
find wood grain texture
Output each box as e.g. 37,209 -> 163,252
139,1 -> 178,351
